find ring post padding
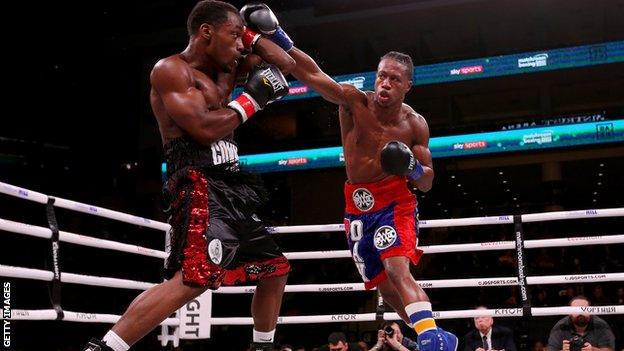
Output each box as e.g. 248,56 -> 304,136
375,291 -> 385,322
46,197 -> 64,320
513,215 -> 530,351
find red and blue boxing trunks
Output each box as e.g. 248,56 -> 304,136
344,176 -> 423,289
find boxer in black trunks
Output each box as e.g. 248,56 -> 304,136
82,2 -> 294,350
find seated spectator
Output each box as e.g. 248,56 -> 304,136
369,321 -> 418,351
320,332 -> 360,351
464,306 -> 517,351
546,295 -> 615,351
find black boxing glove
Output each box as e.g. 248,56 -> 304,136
227,64 -> 289,123
240,3 -> 293,51
380,141 -> 425,181
82,338 -> 114,351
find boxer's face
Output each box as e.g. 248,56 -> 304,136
203,12 -> 244,73
374,59 -> 412,107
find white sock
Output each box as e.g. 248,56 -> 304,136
102,330 -> 130,351
405,301 -> 437,334
253,329 -> 276,343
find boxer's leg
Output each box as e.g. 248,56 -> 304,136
377,276 -> 410,325
82,271 -> 208,351
111,270 -> 208,346
382,256 -> 429,304
252,273 -> 288,332
226,215 -> 291,349
382,257 -> 457,351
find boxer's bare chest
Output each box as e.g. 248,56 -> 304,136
339,97 -> 414,183
190,67 -> 233,108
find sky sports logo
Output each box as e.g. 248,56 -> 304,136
453,141 -> 487,150
450,65 -> 483,75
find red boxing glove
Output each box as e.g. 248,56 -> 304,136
242,27 -> 261,51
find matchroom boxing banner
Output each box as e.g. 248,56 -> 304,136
232,41 -> 624,101
235,119 -> 624,173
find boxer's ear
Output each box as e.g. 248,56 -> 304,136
199,23 -> 214,41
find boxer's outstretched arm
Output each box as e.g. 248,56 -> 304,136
254,37 -> 296,74
236,38 -> 296,84
151,58 -> 242,146
409,114 -> 434,192
289,47 -> 364,106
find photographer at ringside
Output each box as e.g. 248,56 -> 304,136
547,296 -> 615,351
370,322 -> 419,351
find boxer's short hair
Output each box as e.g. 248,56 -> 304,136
381,51 -> 414,79
187,0 -> 239,36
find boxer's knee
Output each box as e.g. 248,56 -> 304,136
382,256 -> 412,285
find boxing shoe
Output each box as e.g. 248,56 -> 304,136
417,328 -> 458,351
82,338 -> 114,351
250,341 -> 275,351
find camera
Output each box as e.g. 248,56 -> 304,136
569,334 -> 585,351
384,325 -> 395,337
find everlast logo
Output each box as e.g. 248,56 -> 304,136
261,68 -> 285,91
184,300 -> 201,337
331,314 -> 357,321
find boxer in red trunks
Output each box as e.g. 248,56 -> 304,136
240,4 -> 458,351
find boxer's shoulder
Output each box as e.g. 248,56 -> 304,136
403,106 -> 428,129
341,84 -> 367,105
151,55 -> 195,87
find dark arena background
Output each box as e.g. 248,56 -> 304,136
1,0 -> 623,350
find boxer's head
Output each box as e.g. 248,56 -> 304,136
375,51 -> 413,108
569,295 -> 591,328
186,0 -> 244,73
